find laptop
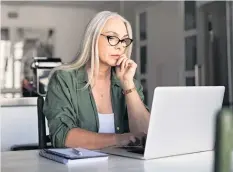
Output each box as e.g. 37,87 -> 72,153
101,86 -> 225,160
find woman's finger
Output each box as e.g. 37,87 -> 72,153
116,56 -> 125,66
129,135 -> 136,143
121,58 -> 128,72
125,59 -> 134,69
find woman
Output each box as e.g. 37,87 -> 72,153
43,11 -> 150,150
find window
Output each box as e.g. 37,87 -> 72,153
185,36 -> 197,71
1,28 -> 24,97
140,46 -> 147,74
184,1 -> 197,86
184,1 -> 196,30
139,12 -> 147,41
1,27 -> 55,98
1,28 -> 12,89
136,10 -> 148,105
14,41 -> 24,89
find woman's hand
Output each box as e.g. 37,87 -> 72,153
115,54 -> 137,90
115,133 -> 136,146
115,132 -> 146,147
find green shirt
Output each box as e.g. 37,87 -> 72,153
43,66 -> 148,148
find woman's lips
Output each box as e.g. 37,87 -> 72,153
111,55 -> 120,59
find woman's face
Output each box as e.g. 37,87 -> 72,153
98,17 -> 132,67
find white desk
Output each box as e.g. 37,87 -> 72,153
2,150 -> 230,172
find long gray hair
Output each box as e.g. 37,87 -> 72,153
49,11 -> 133,89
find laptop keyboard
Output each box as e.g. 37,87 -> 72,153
127,147 -> 145,154
118,135 -> 147,155
120,146 -> 145,154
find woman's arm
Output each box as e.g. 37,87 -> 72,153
123,81 -> 150,134
115,55 -> 150,134
65,128 -> 135,150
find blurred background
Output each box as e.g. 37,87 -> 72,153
0,1 -> 233,151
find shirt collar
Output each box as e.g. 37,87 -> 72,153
110,67 -> 121,87
76,65 -> 121,87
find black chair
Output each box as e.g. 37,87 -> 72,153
37,96 -> 52,149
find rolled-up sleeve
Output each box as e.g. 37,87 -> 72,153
43,71 -> 78,148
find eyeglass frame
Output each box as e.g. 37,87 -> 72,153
100,34 -> 133,47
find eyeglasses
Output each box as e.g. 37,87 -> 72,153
100,34 -> 133,48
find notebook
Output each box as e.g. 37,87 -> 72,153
39,148 -> 108,165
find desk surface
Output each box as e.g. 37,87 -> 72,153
1,150 -> 225,172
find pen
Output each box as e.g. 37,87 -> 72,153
72,148 -> 82,156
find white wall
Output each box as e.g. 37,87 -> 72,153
1,5 -> 98,63
147,2 -> 184,106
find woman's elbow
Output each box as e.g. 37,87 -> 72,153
50,127 -> 75,148
63,128 -> 78,148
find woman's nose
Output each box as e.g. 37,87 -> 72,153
114,42 -> 124,51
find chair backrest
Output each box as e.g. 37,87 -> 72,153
37,96 -> 51,149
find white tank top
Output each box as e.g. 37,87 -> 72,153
98,113 -> 115,133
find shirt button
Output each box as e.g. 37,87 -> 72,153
117,127 -> 120,130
